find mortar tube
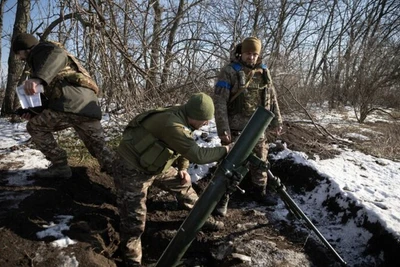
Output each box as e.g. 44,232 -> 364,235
156,107 -> 275,267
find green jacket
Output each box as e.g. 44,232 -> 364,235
27,42 -> 102,119
118,106 -> 227,174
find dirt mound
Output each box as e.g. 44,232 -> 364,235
0,122 -> 398,266
268,121 -> 341,160
0,167 -> 119,267
0,163 -> 335,267
0,173 -> 338,266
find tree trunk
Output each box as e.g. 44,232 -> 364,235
0,0 -> 7,85
161,0 -> 185,86
146,0 -> 162,94
1,0 -> 30,117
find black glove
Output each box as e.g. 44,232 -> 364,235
14,106 -> 44,117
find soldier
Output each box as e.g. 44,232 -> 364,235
213,37 -> 283,216
12,33 -> 114,177
114,93 -> 230,266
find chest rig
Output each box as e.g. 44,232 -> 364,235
228,62 -> 270,116
46,41 -> 99,98
123,107 -> 181,174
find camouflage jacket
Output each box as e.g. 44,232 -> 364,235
117,106 -> 227,174
27,42 -> 101,119
213,59 -> 282,137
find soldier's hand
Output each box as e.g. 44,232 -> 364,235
276,125 -> 283,136
21,112 -> 32,121
24,78 -> 42,95
178,170 -> 191,185
219,134 -> 231,145
224,142 -> 234,153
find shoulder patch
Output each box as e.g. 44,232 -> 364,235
230,62 -> 242,72
182,126 -> 193,139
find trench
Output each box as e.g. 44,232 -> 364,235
269,155 -> 400,267
142,154 -> 400,267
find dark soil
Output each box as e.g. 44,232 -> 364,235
0,122 -> 397,267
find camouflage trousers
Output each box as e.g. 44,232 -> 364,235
232,131 -> 269,187
112,155 -> 198,264
251,137 -> 269,187
27,109 -> 114,171
227,112 -> 270,187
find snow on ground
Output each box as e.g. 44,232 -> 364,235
270,146 -> 400,266
1,104 -> 399,267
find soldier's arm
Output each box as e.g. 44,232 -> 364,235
213,66 -> 235,138
161,125 -> 227,165
29,44 -> 68,85
175,156 -> 190,171
265,68 -> 283,128
183,144 -> 227,164
270,85 -> 283,126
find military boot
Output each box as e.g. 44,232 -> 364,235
213,194 -> 230,217
35,163 -> 72,179
252,185 -> 278,206
202,216 -> 224,231
121,239 -> 142,267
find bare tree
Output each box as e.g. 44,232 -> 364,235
161,0 -> 185,87
0,0 -> 7,87
339,0 -> 400,122
1,0 -> 30,117
1,0 -> 399,122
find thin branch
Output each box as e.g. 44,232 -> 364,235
282,84 -> 351,144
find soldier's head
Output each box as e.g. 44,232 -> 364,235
185,92 -> 215,129
241,37 -> 261,66
12,33 -> 39,60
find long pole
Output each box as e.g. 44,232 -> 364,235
267,170 -> 347,266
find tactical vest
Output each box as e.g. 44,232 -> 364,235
122,107 -> 180,174
47,41 -> 99,96
228,62 -> 271,116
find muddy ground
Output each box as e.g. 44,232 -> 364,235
0,122 -> 398,267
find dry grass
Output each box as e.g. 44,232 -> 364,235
356,122 -> 400,161
327,121 -> 400,162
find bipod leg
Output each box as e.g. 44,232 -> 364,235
267,170 -> 347,266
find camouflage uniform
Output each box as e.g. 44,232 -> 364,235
114,104 -> 227,265
27,109 -> 112,170
213,57 -> 282,188
24,41 -> 113,172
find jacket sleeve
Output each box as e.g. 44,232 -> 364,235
265,68 -> 283,127
213,65 -> 235,137
28,44 -> 68,85
175,156 -> 190,171
270,85 -> 283,127
161,125 -> 227,164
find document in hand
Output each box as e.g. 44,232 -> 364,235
16,84 -> 44,109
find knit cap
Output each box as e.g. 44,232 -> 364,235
12,33 -> 39,53
241,37 -> 262,54
185,93 -> 215,120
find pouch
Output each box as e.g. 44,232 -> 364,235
140,141 -> 175,173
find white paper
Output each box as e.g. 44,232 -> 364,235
16,84 -> 44,109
